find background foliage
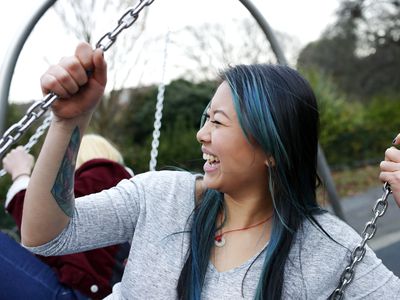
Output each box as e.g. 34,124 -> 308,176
302,68 -> 400,168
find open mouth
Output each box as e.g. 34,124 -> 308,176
203,153 -> 220,165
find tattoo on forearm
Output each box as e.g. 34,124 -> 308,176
51,126 -> 80,217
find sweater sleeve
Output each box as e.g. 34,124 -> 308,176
24,170 -> 197,256
24,175 -> 139,255
283,213 -> 400,299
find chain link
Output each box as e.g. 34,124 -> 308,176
23,113 -> 53,152
149,31 -> 170,171
0,0 -> 155,159
0,93 -> 57,158
0,113 -> 53,178
330,182 -> 392,299
96,0 -> 154,51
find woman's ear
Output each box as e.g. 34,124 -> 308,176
265,156 -> 275,167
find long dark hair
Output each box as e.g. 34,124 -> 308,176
178,64 -> 323,299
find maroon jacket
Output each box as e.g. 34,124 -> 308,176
6,159 -> 132,299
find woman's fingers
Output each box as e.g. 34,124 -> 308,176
41,42 -> 98,98
380,160 -> 400,172
41,73 -> 70,98
40,42 -> 106,99
384,147 -> 400,162
59,56 -> 88,87
92,48 -> 107,87
380,147 -> 400,183
380,143 -> 400,207
379,171 -> 400,207
40,42 -> 107,119
74,42 -> 95,72
41,65 -> 80,98
379,171 -> 400,183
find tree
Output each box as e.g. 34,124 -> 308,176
297,0 -> 400,99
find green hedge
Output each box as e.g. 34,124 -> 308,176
302,68 -> 400,168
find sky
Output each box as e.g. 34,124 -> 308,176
0,0 -> 341,103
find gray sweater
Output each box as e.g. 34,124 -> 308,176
27,171 -> 400,299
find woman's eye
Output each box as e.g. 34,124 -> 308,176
201,113 -> 221,126
201,113 -> 210,124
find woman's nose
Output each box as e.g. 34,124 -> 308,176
196,123 -> 210,144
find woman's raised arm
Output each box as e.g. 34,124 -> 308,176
21,42 -> 107,246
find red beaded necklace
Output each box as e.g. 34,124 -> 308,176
214,214 -> 273,248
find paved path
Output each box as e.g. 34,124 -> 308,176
330,185 -> 400,276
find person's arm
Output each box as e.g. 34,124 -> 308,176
21,42 -> 107,247
379,134 -> 400,207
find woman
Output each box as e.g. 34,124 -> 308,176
22,42 -> 400,299
1,134 -> 132,299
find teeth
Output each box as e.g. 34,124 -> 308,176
203,153 -> 220,163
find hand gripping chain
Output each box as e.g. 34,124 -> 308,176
0,0 -> 155,160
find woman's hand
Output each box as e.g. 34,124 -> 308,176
379,134 -> 400,207
40,42 -> 107,120
2,146 -> 34,181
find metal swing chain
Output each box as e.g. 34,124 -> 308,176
0,0 -> 155,159
330,182 -> 392,300
149,31 -> 170,171
0,113 -> 53,178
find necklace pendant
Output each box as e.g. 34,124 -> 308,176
214,236 -> 226,247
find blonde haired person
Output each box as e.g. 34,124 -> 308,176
76,134 -> 123,169
76,134 -> 133,176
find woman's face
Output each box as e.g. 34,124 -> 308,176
196,82 -> 269,196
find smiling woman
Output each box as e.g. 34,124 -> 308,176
180,64 -> 322,298
197,81 -> 270,196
